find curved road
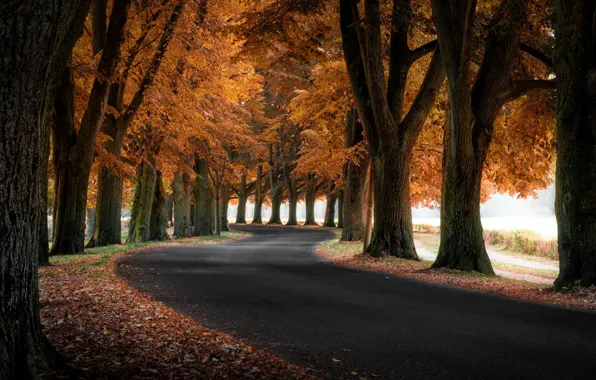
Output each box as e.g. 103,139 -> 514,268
118,225 -> 596,379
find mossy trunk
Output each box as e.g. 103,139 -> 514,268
149,171 -> 170,241
304,178 -> 317,226
554,0 -> 596,287
194,156 -> 213,236
127,162 -> 157,243
236,172 -> 247,223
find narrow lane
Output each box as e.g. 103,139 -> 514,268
118,225 -> 596,379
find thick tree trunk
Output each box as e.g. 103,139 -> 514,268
51,67 -> 91,255
366,147 -> 418,259
0,1 -> 91,378
149,171 -> 170,241
236,172 -> 248,223
190,203 -> 196,227
214,186 -> 221,235
341,109 -> 366,241
127,162 -> 157,243
252,165 -> 264,224
304,178 -> 317,225
88,114 -> 125,248
287,193 -> 298,226
323,187 -> 337,228
172,172 -> 190,237
268,183 -> 283,225
554,0 -> 596,287
194,157 -> 213,236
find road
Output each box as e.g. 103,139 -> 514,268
118,225 -> 596,379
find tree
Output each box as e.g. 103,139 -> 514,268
0,1 -> 91,377
51,0 -> 132,255
340,0 -> 445,258
430,0 -> 555,273
553,0 -> 596,287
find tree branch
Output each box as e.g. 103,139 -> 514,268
520,43 -> 553,69
504,79 -> 556,103
408,40 -> 438,64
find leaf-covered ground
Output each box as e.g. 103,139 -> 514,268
40,232 -> 313,379
317,232 -> 596,312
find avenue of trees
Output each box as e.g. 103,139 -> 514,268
1,0 -> 595,378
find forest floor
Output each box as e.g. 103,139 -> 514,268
317,230 -> 596,312
39,231 -> 312,379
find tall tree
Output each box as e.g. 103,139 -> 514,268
553,0 -> 596,287
340,0 -> 445,258
0,1 -> 90,377
51,0 -> 132,255
431,0 -> 554,273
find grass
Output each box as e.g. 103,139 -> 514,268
49,230 -> 246,270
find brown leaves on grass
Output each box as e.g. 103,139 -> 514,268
317,246 -> 596,312
39,247 -> 313,379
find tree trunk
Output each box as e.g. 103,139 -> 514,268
190,203 -> 196,227
304,177 -> 317,225
323,186 -> 337,228
236,172 -> 248,223
363,162 -> 374,251
0,1 -> 90,377
39,127 -> 51,266
166,193 -> 174,226
287,192 -> 298,226
86,208 -> 95,238
252,165 -> 264,224
149,171 -> 170,241
194,157 -> 213,236
127,162 -> 157,243
172,171 -> 190,238
554,0 -> 596,287
221,185 -> 230,232
214,184 -> 221,235
341,109 -> 366,241
51,67 -> 90,255
268,183 -> 283,224
87,114 -> 125,248
337,190 -> 344,229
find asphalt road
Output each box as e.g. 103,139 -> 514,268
118,225 -> 596,379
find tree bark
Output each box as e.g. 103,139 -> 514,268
194,157 -> 213,236
0,0 -> 91,378
149,171 -> 171,241
341,109 -> 366,241
236,172 -> 248,223
323,185 -> 337,228
268,146 -> 283,225
554,0 -> 596,287
304,177 -> 317,225
127,161 -> 157,243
